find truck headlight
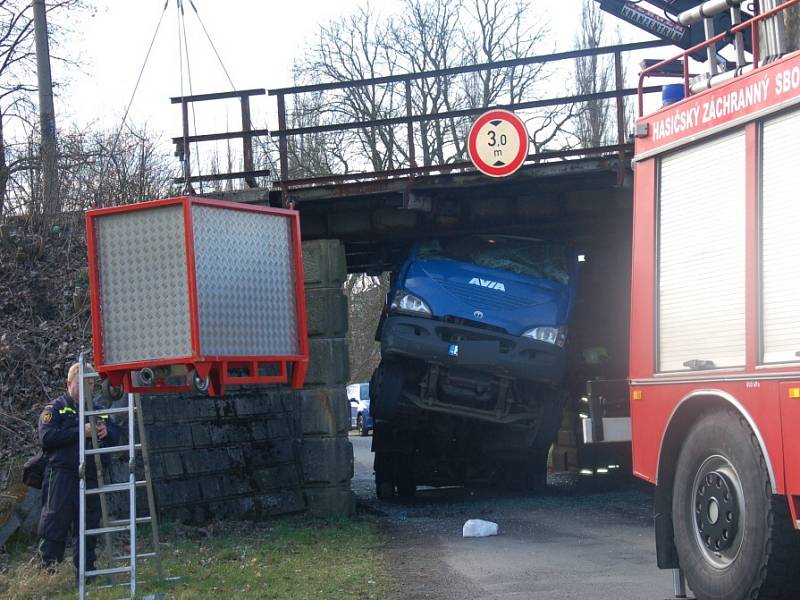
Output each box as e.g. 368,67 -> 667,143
390,291 -> 431,316
522,326 -> 567,347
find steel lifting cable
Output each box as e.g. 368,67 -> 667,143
93,0 -> 170,208
176,0 -> 199,193
176,0 -> 187,192
178,2 -> 203,193
185,0 -> 280,172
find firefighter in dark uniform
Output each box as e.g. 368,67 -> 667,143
38,362 -> 120,574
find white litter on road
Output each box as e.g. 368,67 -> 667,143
462,519 -> 498,537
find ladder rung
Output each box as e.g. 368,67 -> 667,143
82,371 -> 99,378
86,525 -> 130,536
85,406 -> 134,417
113,552 -> 156,561
108,516 -> 152,526
86,566 -> 131,577
95,574 -> 179,591
86,443 -> 141,455
86,481 -> 147,495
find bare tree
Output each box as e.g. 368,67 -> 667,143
390,0 -> 465,165
345,272 -> 389,382
289,0 -> 565,176
574,0 -> 613,149
3,124 -> 175,215
0,0 -> 89,218
295,5 -> 404,173
785,5 -> 800,52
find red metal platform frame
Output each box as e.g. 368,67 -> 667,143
86,196 -> 309,396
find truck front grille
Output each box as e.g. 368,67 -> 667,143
443,281 -> 534,310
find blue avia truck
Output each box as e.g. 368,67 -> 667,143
370,234 -> 577,498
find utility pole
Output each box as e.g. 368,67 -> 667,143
33,0 -> 59,217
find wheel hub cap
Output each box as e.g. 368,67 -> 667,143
695,470 -> 739,552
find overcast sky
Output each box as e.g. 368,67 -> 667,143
53,0 -> 654,143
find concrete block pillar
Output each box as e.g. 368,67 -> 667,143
300,239 -> 355,517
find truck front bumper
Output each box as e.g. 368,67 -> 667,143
380,315 -> 565,385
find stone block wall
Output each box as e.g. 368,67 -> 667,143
138,389 -> 305,523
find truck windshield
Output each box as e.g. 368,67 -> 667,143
416,236 -> 570,284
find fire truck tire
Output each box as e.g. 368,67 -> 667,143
672,409 -> 800,600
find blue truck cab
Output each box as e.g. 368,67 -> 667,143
371,235 -> 578,498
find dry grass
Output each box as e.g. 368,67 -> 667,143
0,555 -> 73,600
0,516 -> 394,600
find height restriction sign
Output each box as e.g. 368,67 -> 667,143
467,109 -> 529,177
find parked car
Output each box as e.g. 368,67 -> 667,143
346,382 -> 373,435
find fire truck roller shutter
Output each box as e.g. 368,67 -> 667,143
761,108 -> 800,365
657,131 -> 746,372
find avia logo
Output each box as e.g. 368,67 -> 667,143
469,278 -> 506,292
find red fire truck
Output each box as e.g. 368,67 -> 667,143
587,1 -> 800,598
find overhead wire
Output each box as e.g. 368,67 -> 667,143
94,0 -> 170,208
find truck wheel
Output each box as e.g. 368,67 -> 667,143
370,360 -> 403,421
500,450 -> 547,492
672,409 -> 800,600
374,451 -> 394,500
396,455 -> 416,498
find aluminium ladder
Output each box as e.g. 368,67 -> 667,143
77,353 -> 163,599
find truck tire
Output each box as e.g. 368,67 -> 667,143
370,360 -> 404,421
396,454 -> 416,498
499,448 -> 548,492
375,451 -> 394,499
672,409 -> 800,600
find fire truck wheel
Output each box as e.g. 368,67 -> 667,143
101,379 -> 124,402
672,409 -> 800,600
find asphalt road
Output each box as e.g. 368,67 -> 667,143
350,432 -> 679,600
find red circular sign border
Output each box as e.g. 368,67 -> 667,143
467,109 -> 529,177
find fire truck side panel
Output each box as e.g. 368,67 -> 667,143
628,158 -> 656,383
631,382 -> 784,494
629,157 -> 657,482
780,382 -> 800,525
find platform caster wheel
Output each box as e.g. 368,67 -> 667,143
101,379 -> 124,401
190,370 -> 210,394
